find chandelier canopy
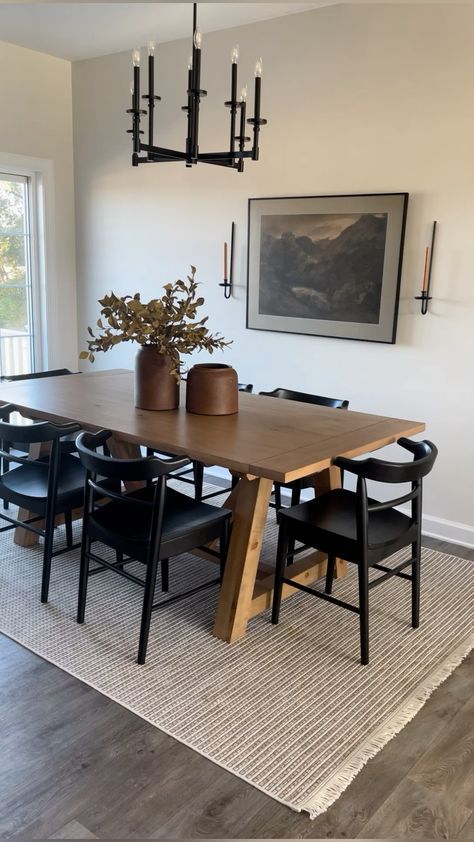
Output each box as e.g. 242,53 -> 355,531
127,3 -> 267,171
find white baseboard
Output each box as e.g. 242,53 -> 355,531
203,468 -> 474,550
416,514 -> 474,549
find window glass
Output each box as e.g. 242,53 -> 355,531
0,174 -> 35,376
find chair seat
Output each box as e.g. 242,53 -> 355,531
281,488 -> 417,564
89,486 -> 231,562
0,454 -> 86,514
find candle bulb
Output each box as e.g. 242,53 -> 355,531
422,246 -> 430,293
132,48 -> 141,67
193,30 -> 202,91
224,242 -> 228,281
194,28 -> 202,50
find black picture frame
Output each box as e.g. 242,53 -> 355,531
246,192 -> 409,344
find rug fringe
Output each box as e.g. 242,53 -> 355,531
304,631 -> 474,818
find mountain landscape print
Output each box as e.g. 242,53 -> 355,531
258,212 -> 388,324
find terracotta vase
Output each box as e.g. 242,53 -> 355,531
134,345 -> 179,411
186,363 -> 238,415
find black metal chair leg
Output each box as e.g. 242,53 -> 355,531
358,562 -> 369,665
193,461 -> 204,502
65,509 -> 73,548
220,519 -> 231,583
325,554 -> 336,594
161,558 -> 169,592
40,515 -> 56,604
290,481 -> 302,507
137,552 -> 160,665
271,520 -> 289,625
77,536 -> 92,624
412,540 -> 421,629
231,474 -> 239,490
274,483 -> 282,515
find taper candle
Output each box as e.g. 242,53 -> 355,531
422,246 -> 429,293
224,242 -> 228,281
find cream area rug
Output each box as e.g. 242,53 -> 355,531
0,485 -> 473,818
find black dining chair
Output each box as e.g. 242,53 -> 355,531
259,388 -> 349,511
76,429 -> 232,665
0,369 -> 79,509
1,368 -> 74,382
272,437 -> 438,665
0,404 -> 85,602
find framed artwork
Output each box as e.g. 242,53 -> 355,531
247,192 -> 409,343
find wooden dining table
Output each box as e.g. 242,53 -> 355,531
0,369 -> 424,642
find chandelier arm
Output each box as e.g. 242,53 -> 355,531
197,150 -> 253,161
191,56 -> 201,161
189,3 -> 201,161
132,63 -> 141,166
229,61 -> 238,165
147,52 -> 155,152
186,65 -> 193,164
237,98 -> 246,172
251,74 -> 261,160
141,144 -> 187,161
200,160 -> 239,169
144,154 -> 181,163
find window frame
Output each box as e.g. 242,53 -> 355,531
0,152 -> 58,374
0,170 -> 41,375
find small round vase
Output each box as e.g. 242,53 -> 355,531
186,363 -> 238,415
134,345 -> 179,411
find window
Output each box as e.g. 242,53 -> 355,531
0,173 -> 38,377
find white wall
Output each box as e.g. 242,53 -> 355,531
0,40 -> 78,370
72,4 -> 474,542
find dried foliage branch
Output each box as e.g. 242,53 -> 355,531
80,267 -> 231,379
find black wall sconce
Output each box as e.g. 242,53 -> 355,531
415,221 -> 437,314
219,221 -> 235,299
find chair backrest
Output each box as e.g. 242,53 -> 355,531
238,383 -> 253,393
0,407 -> 82,508
2,368 -> 75,382
76,430 -> 192,545
259,387 -> 348,409
335,438 -> 438,544
76,430 -> 190,484
335,438 -> 438,485
0,405 -> 80,446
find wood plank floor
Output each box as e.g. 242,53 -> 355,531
0,536 -> 473,839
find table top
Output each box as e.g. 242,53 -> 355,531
0,369 -> 425,483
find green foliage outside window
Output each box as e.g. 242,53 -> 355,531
0,180 -> 29,332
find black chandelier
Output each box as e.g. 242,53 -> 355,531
127,3 -> 267,170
